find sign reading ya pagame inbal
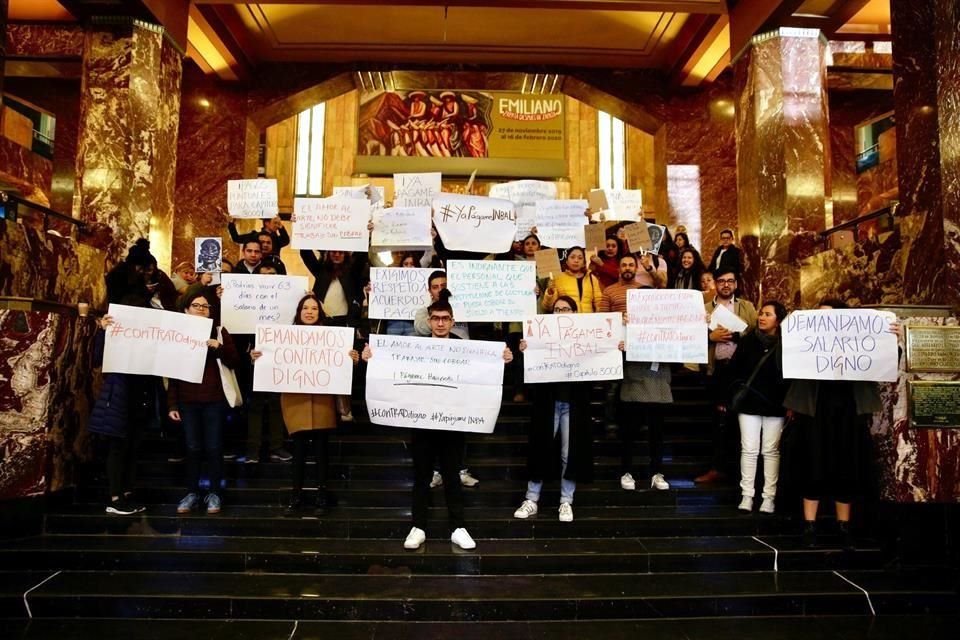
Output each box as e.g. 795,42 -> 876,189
781,309 -> 898,382
253,324 -> 355,395
432,193 -> 517,253
445,260 -> 537,322
292,196 -> 370,252
227,179 -> 278,219
368,268 -> 436,320
365,335 -> 506,433
220,274 -> 309,334
626,289 -> 708,363
102,304 -> 213,383
523,313 -> 624,383
393,172 -> 442,208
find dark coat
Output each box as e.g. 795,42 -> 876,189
708,244 -> 742,276
228,222 -> 289,256
730,332 -> 789,417
527,382 -> 594,484
299,250 -> 368,326
88,372 -> 130,439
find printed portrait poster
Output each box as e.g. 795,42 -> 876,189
102,304 -> 212,383
432,193 -> 517,253
195,237 -> 222,273
253,324 -> 355,395
365,334 -> 506,433
781,309 -> 899,382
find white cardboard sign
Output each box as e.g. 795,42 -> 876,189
534,199 -> 588,249
365,335 -> 506,433
368,267 -> 435,320
220,274 -> 309,334
626,289 -> 708,363
523,313 -> 624,383
432,193 -> 517,253
445,259 -> 537,322
253,324 -> 355,394
782,309 -> 898,382
102,304 -> 212,383
371,206 -> 432,249
227,179 -> 278,219
393,172 -> 442,208
292,196 -> 370,252
488,180 -> 558,206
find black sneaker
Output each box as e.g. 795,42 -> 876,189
105,498 -> 139,515
802,522 -> 817,548
838,521 -> 856,551
123,493 -> 146,514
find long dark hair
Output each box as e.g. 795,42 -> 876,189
293,293 -> 327,326
761,300 -> 788,324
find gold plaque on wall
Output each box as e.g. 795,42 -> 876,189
905,326 -> 960,373
908,381 -> 960,428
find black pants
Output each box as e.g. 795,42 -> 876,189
106,419 -> 144,498
291,430 -> 330,493
411,429 -> 465,533
618,401 -> 664,476
709,360 -> 736,471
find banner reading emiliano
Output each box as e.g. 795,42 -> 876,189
356,90 -> 565,177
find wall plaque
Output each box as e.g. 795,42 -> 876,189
908,381 -> 960,428
905,326 -> 960,373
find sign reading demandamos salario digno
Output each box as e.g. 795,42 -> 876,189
355,90 -> 565,177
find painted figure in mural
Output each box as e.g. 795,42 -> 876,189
461,94 -> 488,158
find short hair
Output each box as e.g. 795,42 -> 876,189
713,268 -> 738,280
720,228 -> 734,237
818,297 -> 848,309
761,300 -> 788,324
428,288 -> 454,316
552,295 -> 578,313
619,253 -> 638,266
242,239 -> 262,251
174,261 -> 194,272
427,270 -> 446,288
179,290 -> 208,312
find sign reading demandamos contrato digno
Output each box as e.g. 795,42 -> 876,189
355,90 -> 565,177
365,335 -> 507,433
253,324 -> 355,395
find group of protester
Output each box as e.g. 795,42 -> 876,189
88,212 -> 887,553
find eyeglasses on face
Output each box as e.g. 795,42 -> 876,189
553,306 -> 574,313
716,278 -> 736,285
190,303 -> 211,310
429,315 -> 453,323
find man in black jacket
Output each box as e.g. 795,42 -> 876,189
227,215 -> 289,256
708,229 -> 742,277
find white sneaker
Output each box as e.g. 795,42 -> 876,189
459,470 -> 480,487
650,473 -> 670,491
558,503 -> 573,523
513,499 -> 538,519
430,471 -> 443,488
738,495 -> 754,512
403,526 -> 426,550
451,527 -> 476,550
620,472 -> 636,491
759,497 -> 775,514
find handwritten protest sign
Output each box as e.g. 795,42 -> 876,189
590,188 -> 642,221
371,206 -> 432,249
534,248 -> 562,279
195,237 -> 222,273
622,222 -> 652,253
292,196 -> 370,252
365,334 -> 506,433
515,205 -> 537,241
220,274 -> 309,334
584,222 -> 614,252
523,313 -> 624,383
445,260 -> 536,321
368,267 -> 435,320
432,193 -> 517,253
102,304 -> 212,383
253,324 -> 355,394
489,179 -> 557,206
782,309 -> 898,381
393,172 -> 442,208
333,184 -> 384,206
626,289 -> 708,363
227,179 -> 278,219
535,199 -> 587,249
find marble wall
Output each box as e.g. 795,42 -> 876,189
873,317 -> 960,503
0,310 -> 97,501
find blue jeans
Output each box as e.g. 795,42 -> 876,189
180,402 -> 225,493
527,401 -> 576,505
386,320 -> 417,336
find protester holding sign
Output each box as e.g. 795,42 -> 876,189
252,294 -> 361,514
729,301 -> 790,515
167,292 -> 240,516
362,290 -> 514,551
227,214 -> 289,257
783,299 -> 897,550
513,296 -> 596,524
541,247 -> 603,314
696,269 -> 757,486
589,236 -> 624,289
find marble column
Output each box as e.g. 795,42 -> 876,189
0,0 -> 7,101
890,0 -> 960,306
734,28 -> 831,307
73,19 -> 182,269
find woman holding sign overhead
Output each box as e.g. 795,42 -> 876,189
541,247 -> 603,314
252,294 -> 361,514
168,291 -> 240,516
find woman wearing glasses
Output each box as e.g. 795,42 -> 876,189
168,291 -> 240,515
513,295 -> 594,523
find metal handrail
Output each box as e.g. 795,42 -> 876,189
1,191 -> 84,232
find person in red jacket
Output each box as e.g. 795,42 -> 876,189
167,291 -> 240,516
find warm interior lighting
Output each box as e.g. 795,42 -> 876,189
186,14 -> 238,81
295,103 -> 327,197
598,111 -> 626,191
682,22 -> 730,87
667,165 -> 702,249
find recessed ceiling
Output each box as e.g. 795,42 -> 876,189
8,0 -> 75,21
837,0 -> 890,34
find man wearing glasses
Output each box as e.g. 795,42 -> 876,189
696,269 -> 757,484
